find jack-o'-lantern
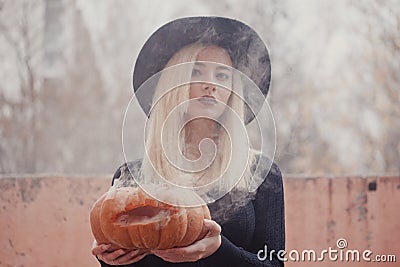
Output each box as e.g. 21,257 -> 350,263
90,186 -> 211,250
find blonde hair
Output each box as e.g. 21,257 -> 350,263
141,42 -> 256,200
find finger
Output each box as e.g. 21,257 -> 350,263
113,250 -> 141,265
108,251 -> 148,265
151,249 -> 168,258
152,250 -> 178,260
102,248 -> 128,262
203,219 -> 221,237
152,247 -> 186,256
91,244 -> 111,256
128,252 -> 148,264
153,248 -> 194,263
110,252 -> 149,265
153,252 -> 183,263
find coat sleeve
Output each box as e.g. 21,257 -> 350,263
200,162 -> 285,267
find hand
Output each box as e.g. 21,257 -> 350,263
91,241 -> 148,265
152,219 -> 221,263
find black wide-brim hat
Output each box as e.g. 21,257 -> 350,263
133,16 -> 271,124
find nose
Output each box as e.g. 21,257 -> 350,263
201,83 -> 216,93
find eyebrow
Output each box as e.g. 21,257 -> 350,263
194,62 -> 231,71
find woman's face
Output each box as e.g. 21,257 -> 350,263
186,45 -> 233,120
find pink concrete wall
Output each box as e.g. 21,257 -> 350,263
285,176 -> 399,266
0,175 -> 398,267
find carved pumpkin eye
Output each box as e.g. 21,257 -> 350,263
90,186 -> 211,250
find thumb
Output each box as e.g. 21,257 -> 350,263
203,219 -> 221,238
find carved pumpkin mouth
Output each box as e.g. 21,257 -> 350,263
115,206 -> 173,225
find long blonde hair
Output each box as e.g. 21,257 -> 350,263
141,42 -> 256,201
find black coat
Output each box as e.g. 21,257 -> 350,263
98,156 -> 285,267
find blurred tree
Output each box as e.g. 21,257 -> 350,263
0,0 -> 44,173
0,0 -> 398,175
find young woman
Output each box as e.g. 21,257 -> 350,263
92,17 -> 285,267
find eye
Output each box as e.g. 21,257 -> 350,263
192,69 -> 201,77
216,72 -> 230,81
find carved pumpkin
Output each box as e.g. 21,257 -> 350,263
89,192 -> 121,251
90,186 -> 211,250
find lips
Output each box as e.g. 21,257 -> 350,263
198,96 -> 217,105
